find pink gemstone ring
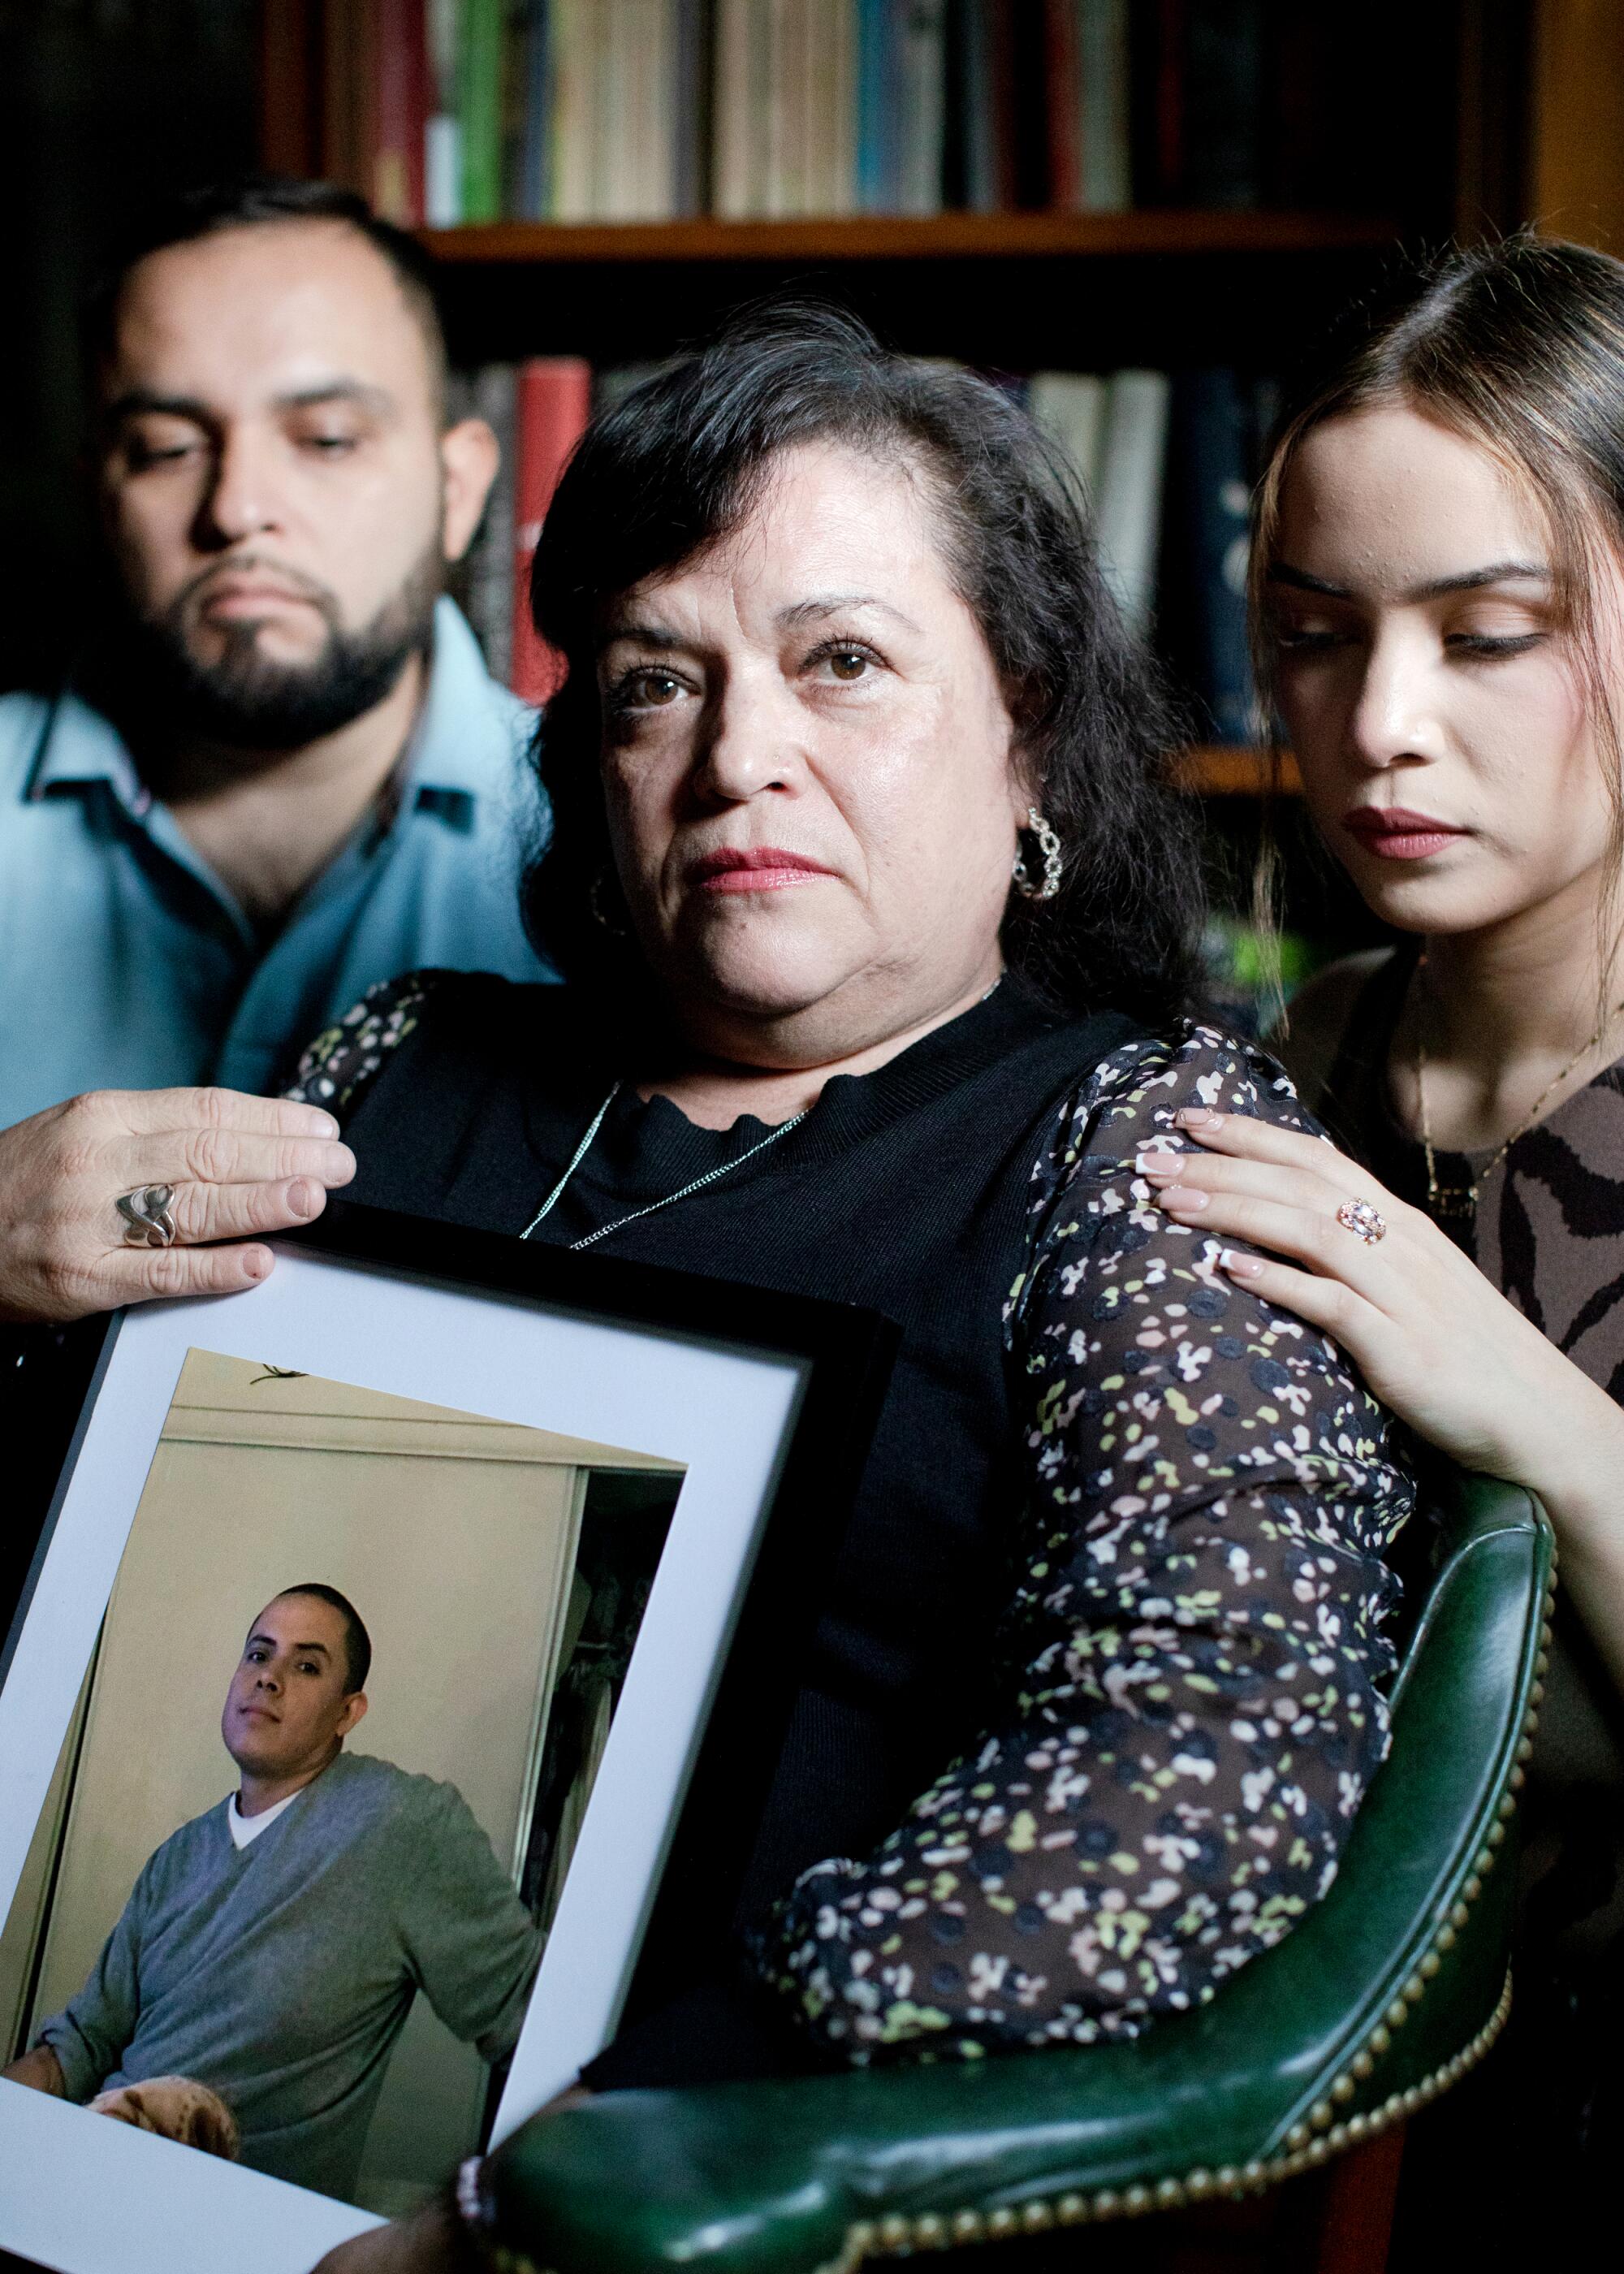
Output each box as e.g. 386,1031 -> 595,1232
1335,1197 -> 1387,1245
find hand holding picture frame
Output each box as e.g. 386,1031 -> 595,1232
0,1203 -> 894,2274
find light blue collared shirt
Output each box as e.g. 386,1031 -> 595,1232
0,599 -> 557,1126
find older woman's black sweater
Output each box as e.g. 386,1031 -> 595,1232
335,975 -> 1133,2073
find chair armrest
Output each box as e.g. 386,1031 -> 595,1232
484,1476 -> 1553,2274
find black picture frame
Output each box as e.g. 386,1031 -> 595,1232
0,1199 -> 897,2272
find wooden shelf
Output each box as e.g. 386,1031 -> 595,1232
1176,746 -> 1302,796
421,210 -> 1399,266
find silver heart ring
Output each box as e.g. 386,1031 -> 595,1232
115,1183 -> 179,1247
1336,1196 -> 1387,1245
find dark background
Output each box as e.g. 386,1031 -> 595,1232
0,1 -> 257,695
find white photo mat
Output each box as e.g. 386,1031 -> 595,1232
0,1244 -> 808,2274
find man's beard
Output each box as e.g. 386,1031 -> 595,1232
112,543 -> 443,753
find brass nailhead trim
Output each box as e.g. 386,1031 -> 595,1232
825,1970 -> 1514,2274
821,1546 -> 1549,2274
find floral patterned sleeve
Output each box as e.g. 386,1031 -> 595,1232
282,972 -> 439,1117
752,1022 -> 1415,2062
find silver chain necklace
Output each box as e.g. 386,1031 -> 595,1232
520,1079 -> 810,1250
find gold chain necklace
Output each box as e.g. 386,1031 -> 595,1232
1413,949 -> 1624,1223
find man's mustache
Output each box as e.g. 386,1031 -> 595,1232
165,556 -> 343,631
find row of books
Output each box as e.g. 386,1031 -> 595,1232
308,1 -> 1295,227
451,355 -> 1272,743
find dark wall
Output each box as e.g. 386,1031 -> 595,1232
0,0 -> 257,694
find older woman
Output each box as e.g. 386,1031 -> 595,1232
2,311 -> 1410,2245
279,305 -> 1413,2092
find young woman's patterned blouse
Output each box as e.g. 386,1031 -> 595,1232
291,982 -> 1415,2065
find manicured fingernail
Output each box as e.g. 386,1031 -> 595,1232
1135,1154 -> 1183,1182
1160,1184 -> 1209,1209
1176,1108 -> 1220,1129
288,1178 -> 318,1217
1221,1248 -> 1263,1278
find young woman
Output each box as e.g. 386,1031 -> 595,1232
1136,233 -> 1624,2211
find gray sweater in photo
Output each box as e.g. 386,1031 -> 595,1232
37,1750 -> 542,2198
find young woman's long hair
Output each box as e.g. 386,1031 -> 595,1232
1250,234 -> 1624,1005
524,302 -> 1205,1033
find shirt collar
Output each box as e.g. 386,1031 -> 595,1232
24,688 -> 151,810
24,596 -> 530,814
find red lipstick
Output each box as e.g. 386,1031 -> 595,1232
690,847 -> 836,894
1341,806 -> 1468,861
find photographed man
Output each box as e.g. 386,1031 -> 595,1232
3,1585 -> 543,2200
0,174 -> 553,1131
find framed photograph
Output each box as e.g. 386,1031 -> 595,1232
0,1203 -> 895,2274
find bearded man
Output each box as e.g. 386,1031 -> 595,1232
0,175 -> 553,1129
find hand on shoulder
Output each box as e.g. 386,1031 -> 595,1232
1133,1101 -> 1624,1681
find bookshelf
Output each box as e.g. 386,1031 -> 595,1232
1178,748 -> 1299,798
420,210 -> 1401,266
421,205 -> 1406,370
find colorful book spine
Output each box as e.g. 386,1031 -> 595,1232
593,0 -> 629,218
425,0 -> 464,224
672,0 -> 711,214
1181,0 -> 1263,207
813,0 -> 853,216
1094,368 -> 1170,635
512,0 -> 552,219
1043,0 -> 1080,213
766,0 -> 807,217
322,0 -> 374,197
854,0 -> 896,213
1170,366 -> 1254,741
510,357 -> 594,705
1026,371 -> 1106,502
712,0 -> 766,215
896,0 -> 946,214
942,0 -> 987,210
549,0 -> 594,218
464,363 -> 518,685
374,0 -> 429,223
646,0 -> 683,221
1077,0 -> 1129,211
459,0 -> 506,222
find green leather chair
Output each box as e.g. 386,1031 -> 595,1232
477,1473 -> 1553,2274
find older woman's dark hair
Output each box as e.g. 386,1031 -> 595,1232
527,305 -> 1203,1028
